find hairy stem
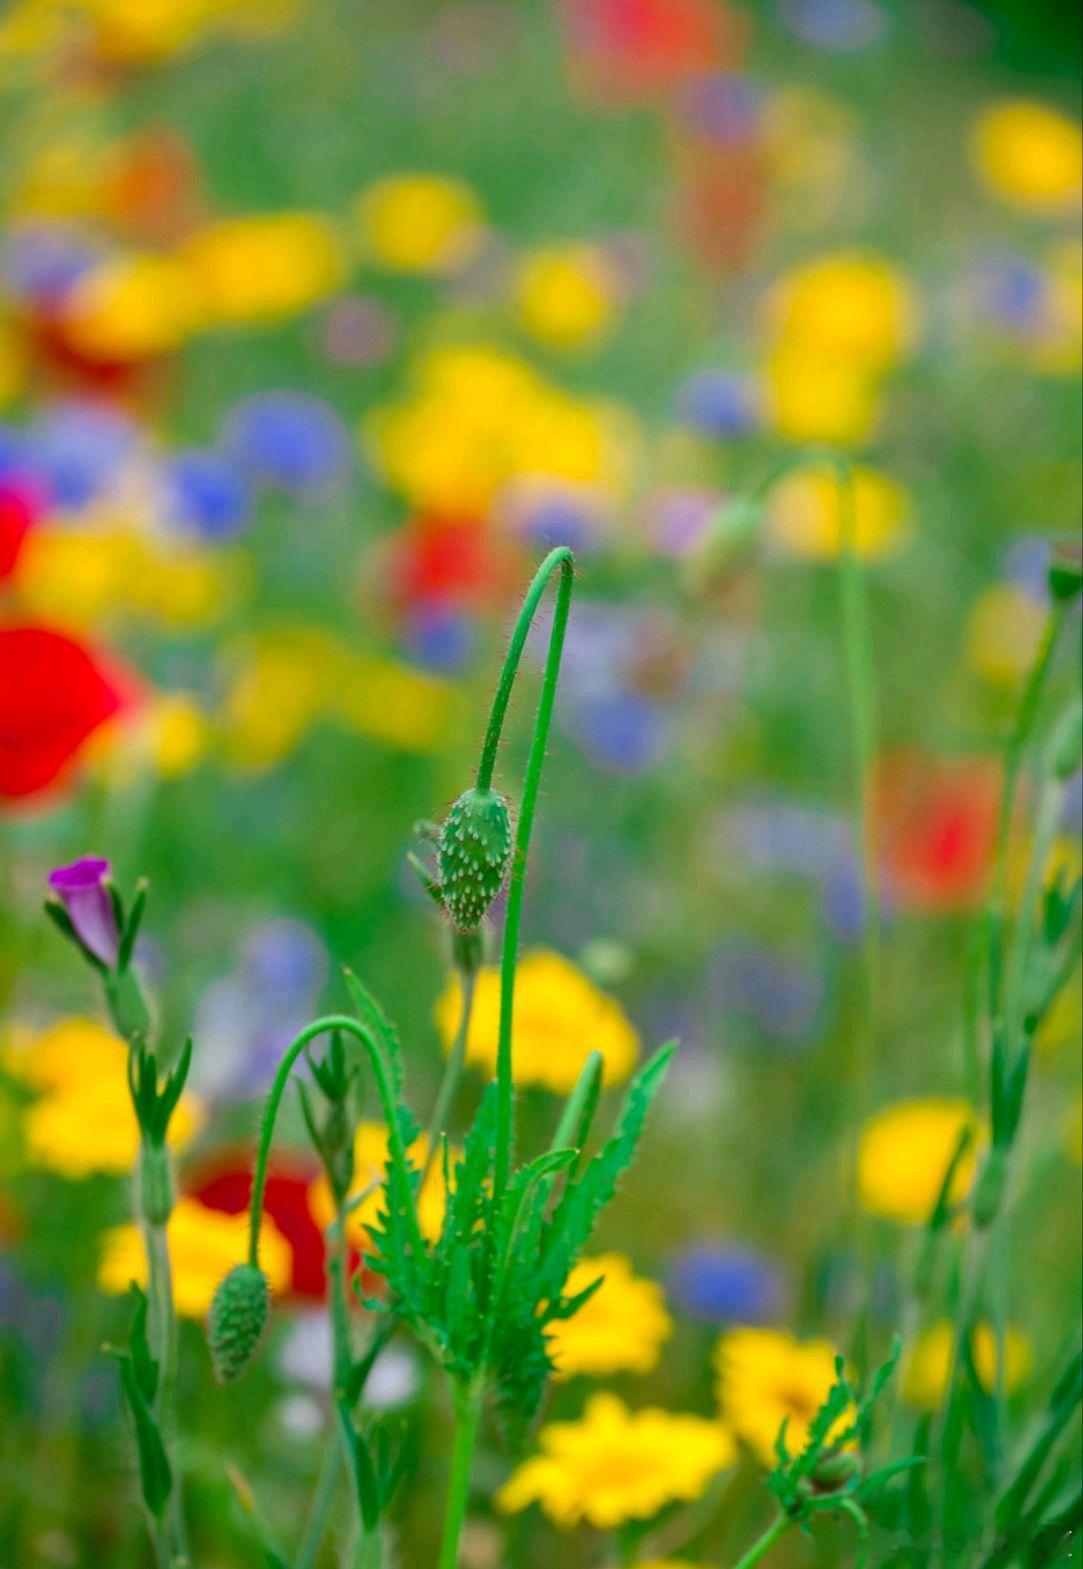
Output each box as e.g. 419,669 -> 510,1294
247,1015 -> 424,1268
437,1380 -> 484,1569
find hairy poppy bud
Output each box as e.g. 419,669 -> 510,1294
438,787 -> 512,931
207,1264 -> 270,1384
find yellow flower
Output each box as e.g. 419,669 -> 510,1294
768,464 -> 911,561
764,347 -> 882,445
308,1122 -> 453,1249
60,253 -> 202,359
496,1393 -> 735,1529
182,213 -> 345,325
355,174 -> 484,273
767,253 -> 917,371
434,949 -> 638,1094
98,1197 -> 292,1318
0,322 -> 25,408
970,101 -> 1082,214
12,1019 -> 203,1179
547,1254 -> 672,1380
19,527 -> 241,632
715,1327 -> 850,1467
901,1320 -> 1032,1410
516,244 -> 618,350
965,584 -> 1047,689
147,693 -> 211,778
366,343 -> 634,514
5,1017 -> 125,1094
1039,973 -> 1081,1055
857,1099 -> 978,1225
217,627 -> 456,769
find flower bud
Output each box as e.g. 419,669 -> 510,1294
812,1451 -> 863,1493
47,856 -> 119,966
1048,539 -> 1083,603
207,1264 -> 270,1384
438,787 -> 512,931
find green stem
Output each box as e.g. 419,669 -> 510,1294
731,1510 -> 792,1569
831,454 -> 881,1136
140,1174 -> 188,1566
989,600 -> 1068,932
422,968 -> 477,1186
294,1438 -> 341,1569
480,548 -> 574,1206
247,1015 -> 424,1268
437,1380 -> 484,1569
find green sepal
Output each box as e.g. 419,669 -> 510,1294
43,897 -> 107,972
117,878 -> 148,972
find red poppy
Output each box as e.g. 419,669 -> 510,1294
0,624 -> 129,801
560,0 -> 741,103
188,1152 -> 329,1303
0,480 -> 39,582
383,515 -> 520,613
876,751 -> 1001,913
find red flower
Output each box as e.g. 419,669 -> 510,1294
0,480 -> 40,582
876,751 -> 1001,914
0,624 -> 128,801
188,1153 -> 329,1303
560,0 -> 740,103
383,516 -> 520,613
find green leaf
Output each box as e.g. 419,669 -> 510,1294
116,1354 -> 172,1516
336,1400 -> 382,1532
996,1349 -> 1083,1532
126,1283 -> 158,1406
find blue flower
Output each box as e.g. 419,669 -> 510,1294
223,392 -> 352,497
401,605 -> 477,671
676,370 -> 759,439
28,403 -> 137,509
165,449 -> 252,540
668,1243 -> 785,1326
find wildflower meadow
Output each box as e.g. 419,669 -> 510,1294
0,3 -> 1080,1568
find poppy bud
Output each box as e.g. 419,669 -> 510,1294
207,1264 -> 270,1384
438,787 -> 512,931
812,1451 -> 862,1492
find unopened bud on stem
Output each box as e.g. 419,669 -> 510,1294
438,787 -> 512,931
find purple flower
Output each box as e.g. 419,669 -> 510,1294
47,856 -> 118,965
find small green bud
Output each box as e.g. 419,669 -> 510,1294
438,787 -> 512,931
1048,539 -> 1083,603
207,1264 -> 270,1384
812,1451 -> 863,1493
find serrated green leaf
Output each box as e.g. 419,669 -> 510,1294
342,967 -> 405,1100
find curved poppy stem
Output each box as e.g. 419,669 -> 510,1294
247,1014 -> 423,1269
